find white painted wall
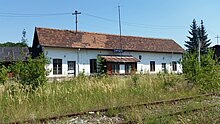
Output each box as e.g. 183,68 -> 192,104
44,47 -> 183,77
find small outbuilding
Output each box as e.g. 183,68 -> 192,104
0,47 -> 29,78
0,47 -> 29,66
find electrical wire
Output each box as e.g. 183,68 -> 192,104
83,12 -> 187,29
83,13 -> 117,23
0,11 -> 188,29
0,12 -> 71,17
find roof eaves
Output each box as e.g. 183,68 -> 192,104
42,45 -> 184,54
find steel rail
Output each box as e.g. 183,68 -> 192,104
120,104 -> 219,124
8,93 -> 215,124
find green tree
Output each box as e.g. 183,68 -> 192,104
0,42 -> 18,47
185,19 -> 199,53
20,29 -> 28,47
185,19 -> 211,54
182,50 -> 220,92
182,52 -> 201,84
0,29 -> 28,47
198,20 -> 211,54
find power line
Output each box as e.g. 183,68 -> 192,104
0,11 -> 188,30
0,12 -> 71,17
83,13 -> 117,22
83,12 -> 187,29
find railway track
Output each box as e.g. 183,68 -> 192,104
121,104 -> 220,124
8,93 -> 219,124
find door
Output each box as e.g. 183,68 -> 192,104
67,61 -> 76,76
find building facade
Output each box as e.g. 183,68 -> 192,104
32,27 -> 184,78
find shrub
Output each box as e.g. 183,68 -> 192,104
160,73 -> 176,88
97,56 -> 107,76
182,52 -> 201,85
0,65 -> 9,84
182,50 -> 220,92
10,54 -> 49,90
132,74 -> 139,87
198,50 -> 220,92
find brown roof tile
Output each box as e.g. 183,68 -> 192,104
35,27 -> 184,53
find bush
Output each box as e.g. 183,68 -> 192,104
182,52 -> 201,85
182,50 -> 220,92
198,51 -> 220,92
97,56 -> 107,76
132,74 -> 139,87
0,65 -> 9,84
10,55 -> 49,90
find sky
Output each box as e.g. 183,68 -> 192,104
0,0 -> 220,48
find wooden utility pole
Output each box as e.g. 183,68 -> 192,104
215,35 -> 220,45
118,5 -> 123,54
198,35 -> 201,66
72,10 -> 81,33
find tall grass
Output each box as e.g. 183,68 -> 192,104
0,74 -> 199,123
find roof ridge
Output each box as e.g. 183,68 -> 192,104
35,27 -> 174,41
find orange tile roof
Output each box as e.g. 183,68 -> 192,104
34,27 -> 184,53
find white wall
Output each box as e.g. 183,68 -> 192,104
44,47 -> 182,77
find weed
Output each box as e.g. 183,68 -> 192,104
0,74 -> 200,123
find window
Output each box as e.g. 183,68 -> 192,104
120,64 -> 125,74
162,63 -> 166,72
139,55 -> 142,60
172,61 -> 177,71
150,61 -> 155,72
68,61 -> 75,70
53,59 -> 62,75
90,59 -> 97,73
112,64 -> 120,74
125,64 -> 132,74
67,61 -> 75,74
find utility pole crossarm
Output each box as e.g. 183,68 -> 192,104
72,10 -> 81,33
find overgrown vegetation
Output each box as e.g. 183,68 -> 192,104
182,49 -> 220,92
0,54 -> 49,90
97,56 -> 107,76
11,55 -> 49,90
123,98 -> 220,123
183,19 -> 220,92
0,65 -> 8,84
0,74 -> 199,123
